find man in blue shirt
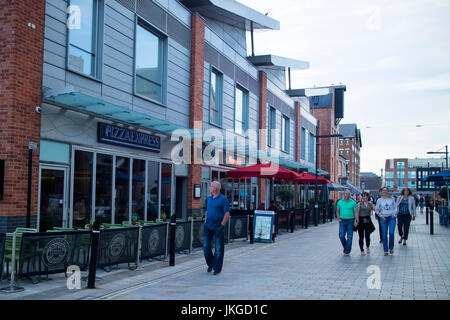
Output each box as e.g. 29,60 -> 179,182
204,181 -> 230,275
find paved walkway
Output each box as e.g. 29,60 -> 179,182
2,212 -> 449,300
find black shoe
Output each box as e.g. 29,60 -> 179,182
207,266 -> 213,273
213,270 -> 221,275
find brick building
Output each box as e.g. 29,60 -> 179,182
338,123 -> 362,187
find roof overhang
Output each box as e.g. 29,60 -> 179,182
247,54 -> 309,71
180,0 -> 280,31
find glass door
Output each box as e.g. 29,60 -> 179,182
38,166 -> 68,232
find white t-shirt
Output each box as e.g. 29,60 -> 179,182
375,197 -> 397,217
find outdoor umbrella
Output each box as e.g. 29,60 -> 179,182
293,172 -> 329,184
226,163 -> 299,180
424,170 -> 450,207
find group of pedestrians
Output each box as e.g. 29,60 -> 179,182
336,186 -> 417,256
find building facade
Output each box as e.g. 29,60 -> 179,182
338,123 -> 361,187
384,157 -> 447,193
0,0 -> 345,232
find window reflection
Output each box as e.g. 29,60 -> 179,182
132,159 -> 146,222
161,163 -> 172,219
73,150 -> 93,229
95,153 -> 112,224
147,161 -> 159,221
115,157 -> 130,224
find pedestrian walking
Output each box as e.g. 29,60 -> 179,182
375,188 -> 384,243
419,194 -> 425,214
396,188 -> 416,246
336,189 -> 359,256
356,192 -> 376,255
375,187 -> 398,256
203,181 -> 230,275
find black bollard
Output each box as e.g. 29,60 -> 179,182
290,210 -> 295,233
430,208 -> 434,235
304,208 -> 308,229
314,204 -> 319,226
249,212 -> 254,244
426,207 -> 429,225
169,214 -> 176,266
87,219 -> 101,289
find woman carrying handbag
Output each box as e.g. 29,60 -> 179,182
356,192 -> 376,255
396,188 -> 416,245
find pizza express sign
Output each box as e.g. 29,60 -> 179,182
98,122 -> 160,152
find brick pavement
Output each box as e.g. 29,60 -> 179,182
1,212 -> 449,300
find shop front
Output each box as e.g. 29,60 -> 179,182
37,97 -> 186,232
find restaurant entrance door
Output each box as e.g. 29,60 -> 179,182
38,165 -> 68,232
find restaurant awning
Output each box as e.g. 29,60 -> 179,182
293,172 -> 329,185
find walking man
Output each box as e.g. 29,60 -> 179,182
203,181 -> 230,275
336,189 -> 359,256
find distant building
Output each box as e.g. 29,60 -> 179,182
384,157 -> 447,193
338,123 -> 362,187
360,172 -> 382,197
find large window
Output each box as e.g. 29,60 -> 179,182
132,159 -> 146,222
115,157 -> 130,224
68,0 -> 99,77
73,150 -> 93,229
95,153 -> 112,224
408,171 -> 416,179
210,69 -> 223,126
147,161 -> 160,221
135,21 -> 164,102
235,85 -> 249,135
386,181 -> 394,188
408,181 -> 416,188
385,171 -> 393,179
268,107 -> 276,147
397,171 -> 405,179
161,163 -> 172,219
281,115 -> 290,153
301,128 -> 306,160
308,133 -> 315,163
397,161 -> 405,169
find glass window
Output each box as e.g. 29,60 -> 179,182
95,153 -> 112,224
408,181 -> 416,188
161,163 -> 172,219
281,115 -> 289,152
132,159 -> 146,222
147,161 -> 160,221
385,171 -> 393,178
68,0 -> 97,77
268,107 -> 276,147
235,85 -> 248,135
345,139 -> 349,145
397,171 -> 405,178
339,139 -> 343,144
115,157 -> 130,224
309,133 -> 315,163
135,22 -> 164,102
210,69 -> 223,126
73,150 -> 93,229
397,161 -> 405,169
345,149 -> 350,155
386,181 -> 394,188
301,128 -> 306,160
408,171 -> 416,179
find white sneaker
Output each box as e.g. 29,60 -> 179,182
366,247 -> 370,255
361,250 -> 366,256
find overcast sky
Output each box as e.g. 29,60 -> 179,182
240,0 -> 450,175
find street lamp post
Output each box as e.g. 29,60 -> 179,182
314,128 -> 343,227
427,145 -> 448,169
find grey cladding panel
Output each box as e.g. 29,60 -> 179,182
249,76 -> 259,96
167,14 -> 190,51
235,67 -> 249,89
137,0 -> 167,32
204,43 -> 219,67
219,55 -> 234,81
115,0 -> 135,12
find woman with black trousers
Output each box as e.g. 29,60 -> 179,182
356,192 -> 375,255
396,188 -> 416,245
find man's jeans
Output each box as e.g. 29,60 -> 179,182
203,224 -> 225,273
380,216 -> 396,252
339,219 -> 355,254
